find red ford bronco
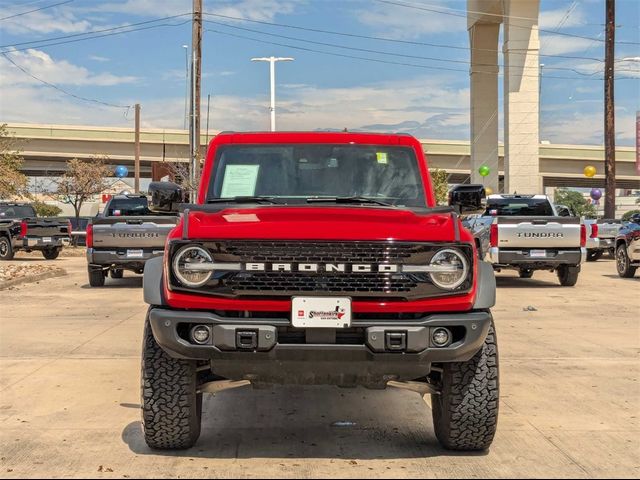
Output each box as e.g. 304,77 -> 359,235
141,132 -> 498,451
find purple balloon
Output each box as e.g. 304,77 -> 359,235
590,188 -> 602,200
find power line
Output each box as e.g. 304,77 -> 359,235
205,19 -> 638,77
0,13 -> 191,51
200,11 -> 609,63
0,0 -> 74,21
2,52 -> 131,109
375,0 -> 640,46
206,27 -> 636,81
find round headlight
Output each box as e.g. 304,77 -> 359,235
429,248 -> 469,290
172,245 -> 213,287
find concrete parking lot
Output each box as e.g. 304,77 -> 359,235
1,254 -> 638,478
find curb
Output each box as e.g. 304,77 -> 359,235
0,268 -> 67,290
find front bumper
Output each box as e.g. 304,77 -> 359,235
147,307 -> 492,387
22,236 -> 70,249
87,247 -> 164,267
488,247 -> 585,267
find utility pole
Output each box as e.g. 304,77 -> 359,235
189,0 -> 202,201
251,56 -> 294,131
134,103 -> 141,193
604,0 -> 616,219
206,93 -> 211,146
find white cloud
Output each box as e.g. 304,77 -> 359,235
0,49 -> 138,87
540,35 -> 599,56
541,110 -> 636,145
0,6 -> 91,35
89,55 -> 110,62
354,0 -> 466,39
89,0 -> 304,21
539,6 -> 587,30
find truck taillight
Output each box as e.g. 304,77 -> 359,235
86,224 -> 93,248
590,224 -> 598,238
20,220 -> 28,238
489,223 -> 498,248
580,224 -> 586,247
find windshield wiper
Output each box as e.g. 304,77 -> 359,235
306,196 -> 393,207
207,196 -> 280,204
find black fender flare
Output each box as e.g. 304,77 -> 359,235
473,261 -> 496,309
143,256 -> 166,306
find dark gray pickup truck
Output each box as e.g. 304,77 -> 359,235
86,194 -> 178,286
0,203 -> 71,260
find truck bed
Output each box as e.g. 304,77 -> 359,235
90,216 -> 178,249
494,216 -> 581,249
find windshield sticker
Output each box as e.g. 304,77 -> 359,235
220,164 -> 260,197
376,152 -> 388,164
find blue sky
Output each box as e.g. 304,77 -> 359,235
0,0 -> 638,145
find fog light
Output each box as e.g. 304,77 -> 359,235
432,327 -> 451,347
190,325 -> 211,345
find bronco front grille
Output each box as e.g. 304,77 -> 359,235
168,240 -> 473,300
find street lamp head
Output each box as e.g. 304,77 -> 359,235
251,57 -> 295,63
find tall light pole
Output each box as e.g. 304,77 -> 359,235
251,56 -> 294,131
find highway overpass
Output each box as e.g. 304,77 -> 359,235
6,123 -> 639,191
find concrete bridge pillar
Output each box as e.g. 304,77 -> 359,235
469,22 -> 500,193
503,0 -> 541,194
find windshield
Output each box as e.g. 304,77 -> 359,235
105,197 -> 151,216
485,198 -> 554,216
208,144 -> 426,207
0,205 -> 36,219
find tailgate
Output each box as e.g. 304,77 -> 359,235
495,216 -> 581,249
25,218 -> 70,237
597,221 -> 621,238
91,216 -> 178,249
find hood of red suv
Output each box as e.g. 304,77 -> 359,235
176,206 -> 463,243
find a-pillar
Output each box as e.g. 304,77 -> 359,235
503,0 -> 541,194
469,22 -> 500,193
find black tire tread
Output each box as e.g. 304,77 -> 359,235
616,244 -> 637,278
42,247 -> 61,260
0,236 -> 14,261
432,320 -> 499,451
87,267 -> 105,287
557,265 -> 579,286
141,316 -> 202,450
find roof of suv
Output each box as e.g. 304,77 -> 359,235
209,131 -> 420,147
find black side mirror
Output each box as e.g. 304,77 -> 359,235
448,184 -> 486,215
149,181 -> 184,213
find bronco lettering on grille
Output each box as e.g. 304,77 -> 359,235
243,263 -> 399,273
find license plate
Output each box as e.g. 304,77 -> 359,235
292,297 -> 352,328
42,237 -> 52,243
530,249 -> 547,258
127,249 -> 144,258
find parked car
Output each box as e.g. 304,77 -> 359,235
615,213 -> 640,278
86,194 -> 179,286
583,219 -> 622,261
140,132 -> 499,452
485,194 -> 590,285
0,202 -> 71,260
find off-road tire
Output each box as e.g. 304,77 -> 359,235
141,315 -> 202,450
616,244 -> 637,278
431,319 -> 499,451
42,247 -> 61,260
586,250 -> 603,262
557,265 -> 579,286
0,236 -> 14,261
111,268 -> 124,279
88,266 -> 105,287
518,268 -> 534,279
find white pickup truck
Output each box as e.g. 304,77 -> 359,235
485,194 -> 588,286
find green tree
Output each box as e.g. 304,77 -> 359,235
0,124 -> 28,199
554,188 -> 597,218
430,169 -> 449,205
32,200 -> 62,217
622,209 -> 640,221
54,157 -> 110,221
